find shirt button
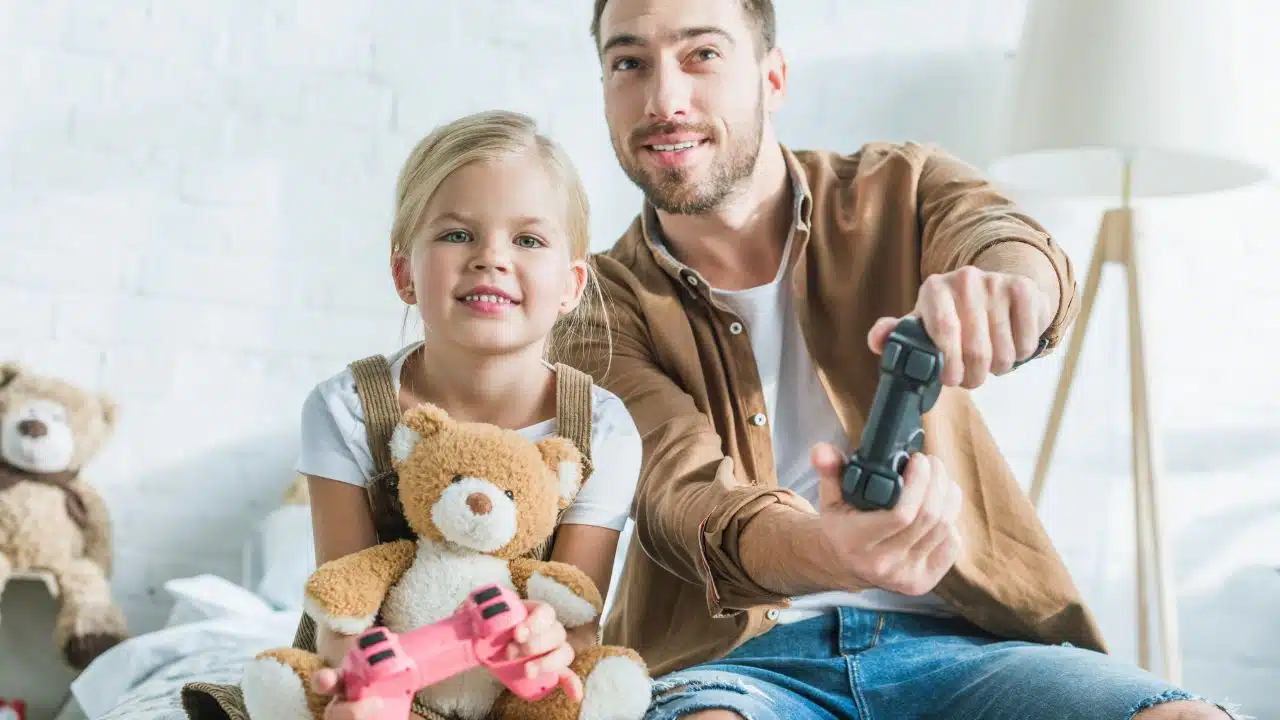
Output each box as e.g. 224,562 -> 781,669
751,413 -> 767,426
729,321 -> 744,335
765,608 -> 779,620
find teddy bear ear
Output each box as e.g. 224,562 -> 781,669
99,393 -> 118,426
389,403 -> 453,464
537,436 -> 583,505
0,362 -> 21,389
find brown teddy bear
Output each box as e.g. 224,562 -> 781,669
0,362 -> 129,669
242,403 -> 652,720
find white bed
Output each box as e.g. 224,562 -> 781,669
68,500 -> 316,719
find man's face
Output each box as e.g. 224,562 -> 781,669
598,0 -> 783,215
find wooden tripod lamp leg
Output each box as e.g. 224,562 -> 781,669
1029,212 -> 1112,508
1120,211 -> 1182,685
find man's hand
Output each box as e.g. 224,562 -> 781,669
868,266 -> 1052,389
813,442 -> 963,596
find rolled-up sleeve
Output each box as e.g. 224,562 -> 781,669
565,261 -> 810,617
913,143 -> 1080,351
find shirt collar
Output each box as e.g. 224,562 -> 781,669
639,144 -> 814,284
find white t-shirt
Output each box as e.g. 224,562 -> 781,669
705,233 -> 955,624
296,343 -> 642,531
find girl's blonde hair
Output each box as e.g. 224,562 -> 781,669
391,109 -> 608,367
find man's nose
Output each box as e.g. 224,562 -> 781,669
645,61 -> 692,121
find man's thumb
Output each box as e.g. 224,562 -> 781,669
812,442 -> 847,509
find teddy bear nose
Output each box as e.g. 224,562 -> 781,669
466,492 -> 492,515
18,419 -> 48,438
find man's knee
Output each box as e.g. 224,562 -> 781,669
675,712 -> 747,720
1132,699 -> 1232,720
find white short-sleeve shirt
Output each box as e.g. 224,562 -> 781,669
296,343 -> 642,531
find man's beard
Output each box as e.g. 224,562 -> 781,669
616,104 -> 765,216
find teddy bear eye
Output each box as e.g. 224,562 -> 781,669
451,475 -> 463,484
504,490 -> 514,499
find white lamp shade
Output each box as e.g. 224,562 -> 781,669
988,0 -> 1270,199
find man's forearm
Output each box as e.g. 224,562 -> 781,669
737,505 -> 867,598
973,241 -> 1061,330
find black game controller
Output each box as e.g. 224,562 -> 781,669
841,316 -> 943,511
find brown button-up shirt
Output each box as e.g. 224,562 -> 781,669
566,142 -> 1107,678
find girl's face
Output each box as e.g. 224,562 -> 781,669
396,153 -> 588,357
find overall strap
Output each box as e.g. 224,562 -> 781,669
553,362 -> 595,482
528,363 -> 597,562
349,354 -> 413,543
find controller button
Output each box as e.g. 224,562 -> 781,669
473,586 -> 502,603
907,428 -> 925,455
481,601 -> 510,619
904,350 -> 937,383
357,631 -> 387,649
865,474 -> 897,507
368,649 -> 396,665
881,341 -> 902,372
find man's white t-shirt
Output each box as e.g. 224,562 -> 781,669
704,232 -> 954,624
296,342 -> 642,532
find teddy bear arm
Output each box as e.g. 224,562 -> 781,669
69,480 -> 114,576
508,558 -> 603,630
304,539 -> 416,634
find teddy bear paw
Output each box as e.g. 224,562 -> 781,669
579,655 -> 652,720
527,572 -> 598,628
64,631 -> 126,670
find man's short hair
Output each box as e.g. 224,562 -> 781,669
590,0 -> 777,56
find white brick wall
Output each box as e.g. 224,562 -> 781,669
1,0 -> 1276,712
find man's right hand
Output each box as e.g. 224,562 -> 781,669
813,442 -> 963,596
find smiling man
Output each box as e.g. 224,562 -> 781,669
560,0 -> 1242,719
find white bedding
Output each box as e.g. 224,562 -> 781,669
73,501 -> 316,719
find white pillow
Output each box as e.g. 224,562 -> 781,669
241,503 -> 316,611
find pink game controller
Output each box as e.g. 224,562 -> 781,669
339,584 -> 563,718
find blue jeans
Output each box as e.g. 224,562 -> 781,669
646,607 -> 1240,719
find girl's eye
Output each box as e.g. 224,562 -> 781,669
442,230 -> 470,243
515,235 -> 543,249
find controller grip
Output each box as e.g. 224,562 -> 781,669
484,655 -> 562,701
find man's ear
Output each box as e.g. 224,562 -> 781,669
536,436 -> 583,507
0,362 -> 21,390
391,403 -> 453,463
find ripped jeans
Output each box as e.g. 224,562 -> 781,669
647,607 -> 1243,720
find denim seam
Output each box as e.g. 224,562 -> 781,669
870,613 -> 885,648
847,654 -> 873,720
1126,688 -> 1254,720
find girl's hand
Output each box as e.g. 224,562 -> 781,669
506,600 -> 584,701
311,668 -> 385,720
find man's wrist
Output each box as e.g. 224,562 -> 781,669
740,506 -> 869,597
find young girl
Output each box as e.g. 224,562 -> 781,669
297,110 -> 643,718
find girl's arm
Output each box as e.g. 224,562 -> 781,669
549,523 -> 622,651
307,473 -> 380,666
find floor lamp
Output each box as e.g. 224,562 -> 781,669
987,0 -> 1269,686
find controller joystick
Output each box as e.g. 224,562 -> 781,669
841,316 -> 943,511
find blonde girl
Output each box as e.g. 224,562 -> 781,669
296,110 -> 642,719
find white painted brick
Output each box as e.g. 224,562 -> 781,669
0,287 -> 58,339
